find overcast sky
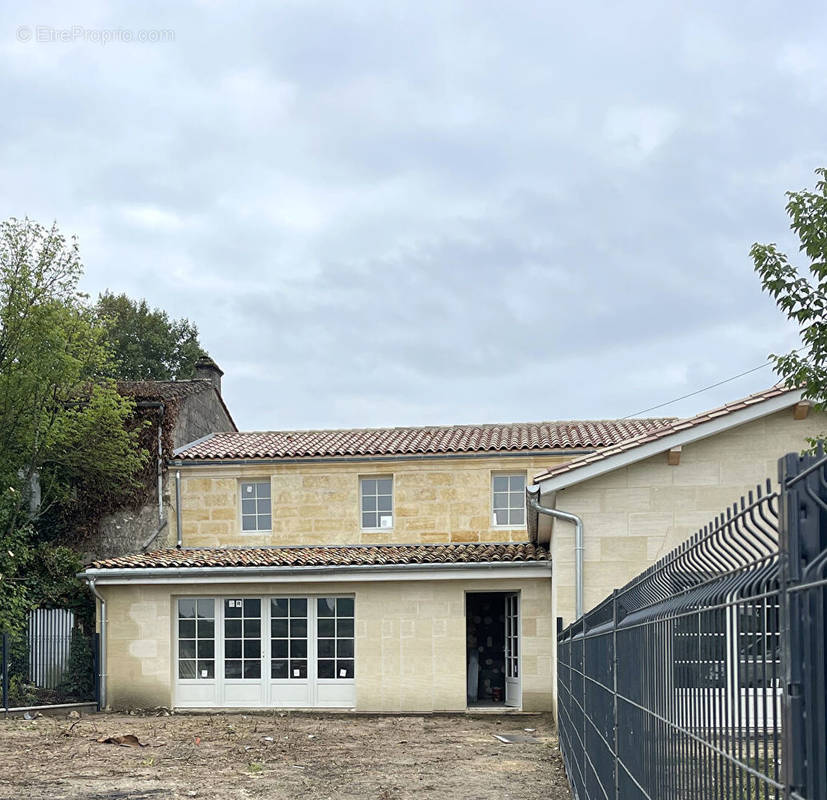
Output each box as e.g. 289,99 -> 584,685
1,2 -> 824,431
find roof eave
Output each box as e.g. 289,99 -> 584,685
535,387 -> 805,496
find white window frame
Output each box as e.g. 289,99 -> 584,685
360,475 -> 394,531
491,472 -> 527,528
240,480 -> 272,533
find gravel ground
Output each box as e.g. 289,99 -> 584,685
0,710 -> 571,800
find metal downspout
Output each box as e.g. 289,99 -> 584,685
87,578 -> 106,709
527,488 -> 584,619
175,470 -> 182,548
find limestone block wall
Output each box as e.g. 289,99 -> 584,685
551,408 -> 827,627
100,576 -> 553,712
173,453 -> 572,547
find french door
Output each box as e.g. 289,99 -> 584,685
504,593 -> 521,707
175,595 -> 355,708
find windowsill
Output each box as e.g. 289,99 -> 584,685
361,528 -> 395,534
491,525 -> 528,531
240,530 -> 273,535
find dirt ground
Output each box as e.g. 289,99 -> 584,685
0,710 -> 571,800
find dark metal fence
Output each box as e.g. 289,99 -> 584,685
2,610 -> 99,712
556,451 -> 827,800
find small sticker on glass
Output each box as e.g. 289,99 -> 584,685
293,668 -> 300,677
339,668 -> 347,678
201,669 -> 208,677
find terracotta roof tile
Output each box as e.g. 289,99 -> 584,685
89,542 -> 549,570
533,385 -> 798,484
174,419 -> 674,460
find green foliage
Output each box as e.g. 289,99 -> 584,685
96,291 -> 204,380
0,217 -> 147,634
57,629 -> 95,700
752,168 -> 827,412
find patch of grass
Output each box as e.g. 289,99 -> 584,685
248,762 -> 263,774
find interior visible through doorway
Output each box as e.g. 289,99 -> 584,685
465,592 -> 506,707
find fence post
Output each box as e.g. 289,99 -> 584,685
612,590 -> 619,800
2,633 -> 8,713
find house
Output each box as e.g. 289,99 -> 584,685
81,383 -> 823,714
80,416 -> 672,711
527,384 -> 825,633
81,356 -> 237,560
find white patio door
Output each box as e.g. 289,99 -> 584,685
221,597 -> 265,707
504,593 -> 521,707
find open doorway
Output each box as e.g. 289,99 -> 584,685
465,592 -> 520,708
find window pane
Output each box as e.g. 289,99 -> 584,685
337,619 -> 354,638
271,659 -> 288,679
271,639 -> 288,658
362,512 -> 377,529
493,492 -> 508,510
290,660 -> 307,679
225,661 -> 242,678
290,598 -> 307,617
509,492 -> 524,509
179,619 -> 196,639
318,618 -> 335,638
318,598 -> 336,617
257,498 -> 270,515
244,640 -> 259,659
178,599 -> 196,619
361,479 -> 376,495
318,639 -> 335,658
225,640 -> 242,659
179,660 -> 196,679
198,640 -> 214,659
509,475 -> 525,492
379,514 -> 392,528
377,479 -> 392,495
197,660 -> 214,679
271,618 -> 288,638
242,515 -> 257,531
493,476 -> 509,493
290,619 -> 307,638
494,509 -> 508,525
242,482 -> 255,495
244,619 -> 261,638
179,640 -> 196,659
317,660 -> 335,679
271,598 -> 289,617
197,599 -> 214,619
198,619 -> 214,638
256,481 -> 270,498
377,495 -> 392,512
258,514 -> 271,530
337,639 -> 354,658
291,639 -> 307,658
337,660 -> 354,679
337,598 -> 354,617
242,499 -> 256,515
509,508 -> 525,526
244,660 -> 261,679
362,495 -> 377,511
244,599 -> 261,617
225,619 -> 242,638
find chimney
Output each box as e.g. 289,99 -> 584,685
195,354 -> 223,395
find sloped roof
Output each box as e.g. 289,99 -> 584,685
534,384 -> 802,486
173,418 -> 674,460
118,379 -> 237,431
89,542 -> 549,570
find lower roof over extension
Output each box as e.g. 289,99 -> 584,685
82,542 -> 551,584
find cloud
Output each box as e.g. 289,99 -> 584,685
0,0 -> 824,430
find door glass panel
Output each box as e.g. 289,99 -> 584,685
178,598 -> 215,680
224,598 -> 260,679
271,597 -> 308,679
317,597 -> 355,680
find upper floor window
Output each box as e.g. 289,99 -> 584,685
361,476 -> 393,529
492,473 -> 526,527
241,481 -> 271,531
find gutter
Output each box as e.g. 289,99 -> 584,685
527,486 -> 583,619
175,470 -> 182,548
80,559 -> 551,582
135,401 -> 168,551
87,578 -> 107,710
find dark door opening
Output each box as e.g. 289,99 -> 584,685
466,592 -> 506,707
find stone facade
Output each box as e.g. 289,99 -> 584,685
173,454 -> 571,548
100,576 -> 553,712
550,407 -> 827,626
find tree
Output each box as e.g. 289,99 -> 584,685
95,291 -> 204,380
752,168 -> 827,410
0,218 -> 146,634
